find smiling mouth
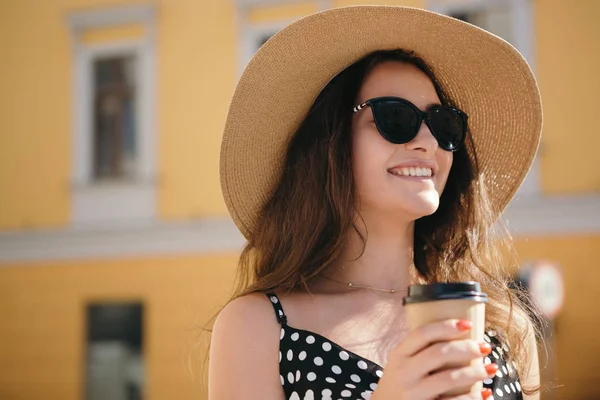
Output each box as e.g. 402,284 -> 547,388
388,167 -> 433,177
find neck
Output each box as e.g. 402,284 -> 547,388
325,211 -> 417,292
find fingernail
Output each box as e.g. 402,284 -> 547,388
481,388 -> 492,399
485,363 -> 498,376
456,320 -> 472,331
479,342 -> 492,356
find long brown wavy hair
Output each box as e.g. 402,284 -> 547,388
199,49 -> 542,395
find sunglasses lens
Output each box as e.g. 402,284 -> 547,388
428,108 -> 466,151
375,101 -> 420,144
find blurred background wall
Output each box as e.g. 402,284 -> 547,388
0,0 -> 598,399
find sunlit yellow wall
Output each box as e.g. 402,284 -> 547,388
535,0 -> 600,193
0,254 -> 237,400
0,0 -> 237,230
2,0 -> 596,230
515,235 -> 600,400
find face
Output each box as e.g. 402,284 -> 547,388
351,61 -> 453,221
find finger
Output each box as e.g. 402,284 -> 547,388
439,388 -> 493,400
394,319 -> 472,358
438,392 -> 482,400
417,362 -> 497,399
407,339 -> 491,381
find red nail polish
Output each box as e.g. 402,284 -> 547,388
481,388 -> 493,399
485,363 -> 498,376
456,320 -> 472,331
479,342 -> 492,356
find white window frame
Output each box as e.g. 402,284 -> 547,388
67,4 -> 157,224
427,0 -> 539,198
235,0 -> 332,75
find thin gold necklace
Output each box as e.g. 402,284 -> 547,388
321,274 -> 405,294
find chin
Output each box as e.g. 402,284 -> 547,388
400,196 -> 441,219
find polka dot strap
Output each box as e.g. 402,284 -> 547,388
266,293 -> 288,325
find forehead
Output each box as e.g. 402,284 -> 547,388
357,61 -> 440,110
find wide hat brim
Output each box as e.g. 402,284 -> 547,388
220,6 -> 543,239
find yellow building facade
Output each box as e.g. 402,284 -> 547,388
0,0 -> 598,399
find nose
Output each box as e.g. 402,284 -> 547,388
405,121 -> 438,153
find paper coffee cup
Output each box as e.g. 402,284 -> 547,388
402,282 -> 488,396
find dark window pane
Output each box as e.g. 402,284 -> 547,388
93,55 -> 137,180
86,303 -> 144,400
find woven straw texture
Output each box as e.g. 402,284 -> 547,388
220,6 -> 543,239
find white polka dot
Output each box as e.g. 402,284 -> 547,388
502,365 -> 508,375
507,361 -> 513,373
510,383 -> 516,393
280,328 -> 285,340
314,356 -> 323,366
291,332 -> 300,341
496,370 -> 503,378
290,392 -> 300,400
357,360 -> 368,370
484,378 -> 493,385
484,357 -> 491,365
325,377 -> 336,383
488,330 -> 497,337
375,370 -> 383,378
322,389 -> 332,396
307,372 -> 316,381
516,381 -> 522,392
278,309 -> 283,316
339,350 -> 349,360
303,389 -> 314,400
345,383 -> 356,389
351,374 -> 361,383
287,349 -> 293,361
341,390 -> 352,397
495,388 -> 503,397
492,351 -> 499,359
295,370 -> 301,382
280,375 -> 284,385
299,350 -> 307,361
361,391 -> 373,399
279,351 -> 282,362
332,365 -> 342,374
370,383 -> 378,390
484,334 -> 491,343
306,335 -> 315,344
322,342 -> 332,351
270,296 -> 278,303
287,372 -> 294,384
502,343 -> 509,352
504,384 -> 511,394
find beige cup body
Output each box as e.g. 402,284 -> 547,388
405,299 -> 486,396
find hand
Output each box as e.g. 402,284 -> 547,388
370,319 -> 497,400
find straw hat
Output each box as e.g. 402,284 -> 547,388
220,6 -> 542,239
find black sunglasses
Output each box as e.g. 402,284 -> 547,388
352,96 -> 468,152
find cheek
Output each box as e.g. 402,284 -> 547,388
351,126 -> 392,182
437,151 -> 453,189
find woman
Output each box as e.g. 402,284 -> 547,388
209,6 -> 542,400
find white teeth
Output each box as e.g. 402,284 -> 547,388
391,167 -> 433,177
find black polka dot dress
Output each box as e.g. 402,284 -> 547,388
266,293 -> 524,400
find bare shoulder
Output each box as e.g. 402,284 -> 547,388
208,292 -> 284,400
214,291 -> 279,332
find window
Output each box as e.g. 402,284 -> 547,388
86,303 -> 144,400
68,4 -> 157,224
428,0 -> 539,198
